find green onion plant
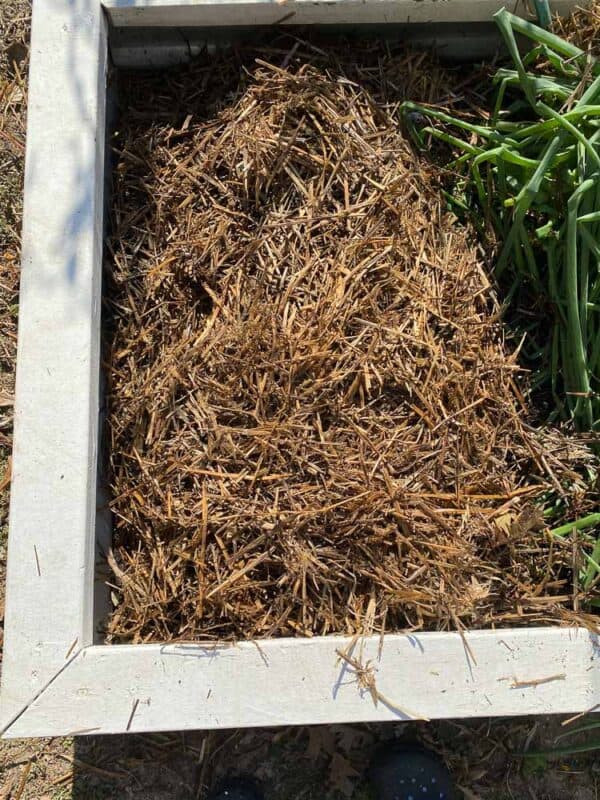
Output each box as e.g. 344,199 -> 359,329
402,8 -> 600,431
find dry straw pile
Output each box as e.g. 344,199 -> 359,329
106,43 -> 596,643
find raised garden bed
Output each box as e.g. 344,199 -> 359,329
1,0 -> 599,739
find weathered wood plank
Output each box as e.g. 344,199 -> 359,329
0,0 -> 107,730
6,628 -> 600,736
104,0 -> 583,28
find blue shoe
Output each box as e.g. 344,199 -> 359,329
369,743 -> 456,800
208,777 -> 263,800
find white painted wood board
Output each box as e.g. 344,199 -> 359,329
1,0 -> 598,739
104,0 -> 582,28
0,0 -> 107,730
5,628 -> 600,737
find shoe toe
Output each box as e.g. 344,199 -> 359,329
369,744 -> 455,800
208,777 -> 263,800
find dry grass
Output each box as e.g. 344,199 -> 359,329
106,42 -> 598,644
554,1 -> 600,54
0,0 -> 28,622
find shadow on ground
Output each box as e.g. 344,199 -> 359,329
69,717 -> 600,800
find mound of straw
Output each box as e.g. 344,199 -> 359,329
106,44 -> 595,643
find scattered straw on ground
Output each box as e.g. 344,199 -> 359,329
105,41 -> 597,644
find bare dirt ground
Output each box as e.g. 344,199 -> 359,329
1,4 -> 600,799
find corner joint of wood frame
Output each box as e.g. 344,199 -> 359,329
0,648 -> 85,739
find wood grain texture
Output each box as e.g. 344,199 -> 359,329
104,0 -> 584,28
5,628 -> 600,736
0,0 -> 107,731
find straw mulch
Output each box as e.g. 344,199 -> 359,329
554,0 -> 600,55
105,44 -> 597,643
